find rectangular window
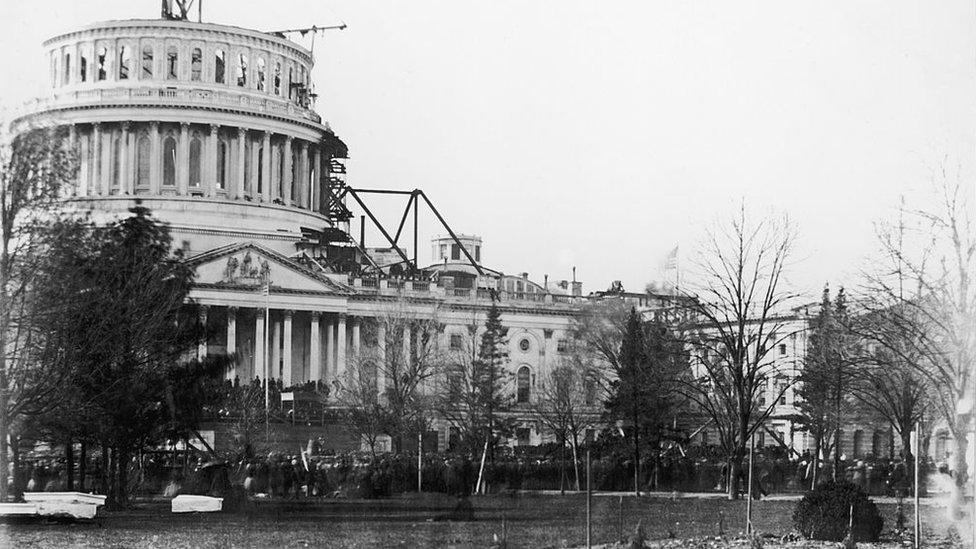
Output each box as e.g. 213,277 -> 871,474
449,334 -> 463,350
475,245 -> 481,262
214,49 -> 225,84
556,339 -> 568,353
166,47 -> 178,80
516,428 -> 530,446
450,244 -> 460,260
118,46 -> 130,80
439,244 -> 447,259
191,48 -> 202,81
779,344 -> 787,356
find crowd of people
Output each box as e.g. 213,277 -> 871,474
12,442 -> 939,501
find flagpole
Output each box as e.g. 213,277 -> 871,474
264,280 -> 270,411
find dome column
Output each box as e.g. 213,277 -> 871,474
226,306 -> 238,381
119,122 -> 130,194
235,127 -> 246,200
282,310 -> 294,386
298,141 -> 309,208
261,131 -> 271,203
67,125 -> 78,196
149,122 -> 161,194
311,147 -> 321,212
177,122 -> 190,195
283,136 -> 294,206
310,312 -> 322,382
206,124 -> 219,198
78,129 -> 90,196
91,122 -> 102,195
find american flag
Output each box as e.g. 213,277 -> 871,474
663,246 -> 679,270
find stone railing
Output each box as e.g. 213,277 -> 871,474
348,276 -> 581,308
24,86 -> 325,126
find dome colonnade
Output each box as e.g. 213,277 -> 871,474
25,19 -> 344,214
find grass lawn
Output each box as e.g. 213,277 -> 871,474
0,493 -> 958,548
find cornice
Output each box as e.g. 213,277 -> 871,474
45,19 -> 312,64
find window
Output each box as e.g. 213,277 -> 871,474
166,46 -> 178,80
141,45 -> 153,79
189,134 -> 202,187
852,430 -> 863,459
162,135 -> 177,186
118,45 -> 130,80
136,134 -> 151,188
449,334 -> 463,350
475,245 -> 481,262
516,428 -> 530,446
287,66 -> 293,100
191,48 -> 202,81
518,338 -> 530,352
256,146 -> 264,193
273,62 -> 281,95
778,344 -> 787,356
451,244 -> 460,260
584,377 -> 596,405
256,57 -> 266,91
556,339 -> 568,353
236,53 -> 248,87
214,49 -> 225,84
216,139 -> 228,189
97,47 -> 107,80
439,244 -> 447,259
63,53 -> 71,84
80,54 -> 88,82
516,366 -> 530,403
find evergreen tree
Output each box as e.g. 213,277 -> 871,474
472,300 -> 513,461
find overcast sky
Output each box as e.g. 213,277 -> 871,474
1,1 -> 973,298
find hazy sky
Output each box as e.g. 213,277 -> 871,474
1,1 -> 973,297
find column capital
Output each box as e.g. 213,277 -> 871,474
92,122 -> 102,131
149,121 -> 159,131
337,313 -> 348,321
263,130 -> 271,138
180,121 -> 190,130
237,127 -> 247,137
227,306 -> 238,315
199,304 -> 210,313
300,141 -> 308,151
120,121 -> 130,132
285,135 -> 294,144
311,311 -> 322,320
283,309 -> 294,318
210,123 -> 220,134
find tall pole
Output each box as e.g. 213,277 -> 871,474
586,449 -> 592,549
746,433 -> 755,535
913,424 -> 920,549
417,428 -> 422,493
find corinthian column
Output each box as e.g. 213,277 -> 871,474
282,310 -> 294,385
226,307 -> 237,381
119,122 -> 130,195
261,131 -> 271,202
207,124 -> 219,197
283,136 -> 294,206
298,142 -> 309,208
177,122 -> 190,195
149,122 -> 161,194
310,312 -> 322,382
311,147 -> 321,212
91,123 -> 102,195
235,127 -> 246,199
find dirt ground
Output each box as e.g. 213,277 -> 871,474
0,493 -> 964,548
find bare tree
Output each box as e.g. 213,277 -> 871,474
533,344 -> 600,491
679,203 -> 799,499
861,174 -> 974,490
338,300 -> 445,454
0,126 -> 78,501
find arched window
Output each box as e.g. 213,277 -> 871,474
166,46 -> 178,80
273,62 -> 281,95
189,134 -> 202,187
277,143 -> 285,196
871,431 -> 883,458
118,45 -> 131,80
96,47 -> 107,80
256,57 -> 266,91
287,67 -> 293,100
80,54 -> 88,82
214,49 -> 225,84
852,430 -> 863,459
216,139 -> 228,190
256,146 -> 264,194
111,133 -> 121,190
136,134 -> 151,188
63,53 -> 71,85
236,53 -> 248,87
162,135 -> 177,187
517,366 -> 531,404
141,45 -> 153,79
191,48 -> 202,81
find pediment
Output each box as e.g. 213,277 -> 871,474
186,243 -> 351,295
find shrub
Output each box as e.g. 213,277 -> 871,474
792,481 -> 883,542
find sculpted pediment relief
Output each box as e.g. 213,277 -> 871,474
188,243 -> 350,295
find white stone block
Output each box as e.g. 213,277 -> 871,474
36,501 -> 99,520
23,492 -> 106,506
171,494 -> 223,513
0,502 -> 38,516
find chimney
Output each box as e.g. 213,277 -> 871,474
572,281 -> 582,297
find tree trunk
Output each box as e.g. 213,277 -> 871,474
79,441 -> 87,492
116,447 -> 129,508
811,435 -> 821,490
10,433 -> 20,500
951,419 -> 969,488
559,434 -> 566,495
571,433 -> 581,491
0,375 -> 8,502
633,425 -> 640,496
728,454 -> 742,500
100,443 -> 110,498
65,438 -> 74,491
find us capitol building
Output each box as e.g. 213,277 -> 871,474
16,7 -> 594,452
